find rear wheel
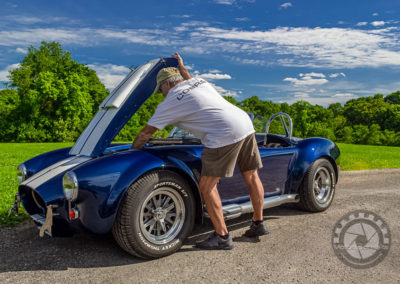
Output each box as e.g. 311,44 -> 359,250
299,159 -> 336,212
112,170 -> 195,259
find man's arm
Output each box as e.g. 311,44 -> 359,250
172,52 -> 192,80
131,125 -> 158,150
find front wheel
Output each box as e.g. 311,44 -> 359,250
299,158 -> 336,212
112,170 -> 195,259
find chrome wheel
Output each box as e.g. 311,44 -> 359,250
313,167 -> 333,204
139,187 -> 185,245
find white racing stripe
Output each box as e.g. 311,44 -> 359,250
22,156 -> 91,189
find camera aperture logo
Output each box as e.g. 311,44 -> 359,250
332,210 -> 391,269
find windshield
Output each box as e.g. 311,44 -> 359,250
167,127 -> 195,138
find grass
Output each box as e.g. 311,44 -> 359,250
0,143 -> 73,227
0,142 -> 399,227
336,143 -> 400,171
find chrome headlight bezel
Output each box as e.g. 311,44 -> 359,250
17,164 -> 27,184
63,171 -> 79,201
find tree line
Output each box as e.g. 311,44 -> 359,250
1,42 -> 399,146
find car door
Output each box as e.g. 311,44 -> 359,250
217,147 -> 295,203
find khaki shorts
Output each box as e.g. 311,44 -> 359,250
201,133 -> 263,178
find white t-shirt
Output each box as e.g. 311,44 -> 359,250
148,77 -> 254,148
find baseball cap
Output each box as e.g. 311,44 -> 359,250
153,67 -> 181,94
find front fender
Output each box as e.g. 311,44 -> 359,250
73,148 -> 202,234
21,147 -> 72,179
72,150 -> 164,233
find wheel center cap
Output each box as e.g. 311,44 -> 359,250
154,208 -> 165,220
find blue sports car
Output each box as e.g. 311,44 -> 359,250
11,57 -> 340,259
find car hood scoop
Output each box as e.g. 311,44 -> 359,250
70,57 -> 178,157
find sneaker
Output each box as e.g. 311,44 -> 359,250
244,221 -> 269,237
194,232 -> 234,250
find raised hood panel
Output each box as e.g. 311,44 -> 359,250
70,57 -> 178,157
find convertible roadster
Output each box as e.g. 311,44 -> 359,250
11,57 -> 340,259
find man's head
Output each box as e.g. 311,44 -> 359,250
154,67 -> 184,96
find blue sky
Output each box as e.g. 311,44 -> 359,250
1,0 -> 400,106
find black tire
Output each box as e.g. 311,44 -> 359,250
299,158 -> 336,212
112,170 -> 195,259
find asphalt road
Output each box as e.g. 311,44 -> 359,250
1,169 -> 399,283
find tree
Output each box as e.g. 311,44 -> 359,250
384,91 -> 400,104
114,93 -> 172,141
0,89 -> 19,139
3,41 -> 109,142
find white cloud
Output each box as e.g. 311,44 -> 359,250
170,14 -> 191,18
282,96 -> 352,106
282,92 -> 358,106
213,0 -> 235,5
356,22 -> 368,26
294,92 -> 310,98
3,15 -> 68,25
193,26 -> 400,68
181,46 -> 209,54
196,73 -> 232,80
329,72 -> 346,78
1,23 -> 400,69
280,2 -> 292,8
235,17 -> 250,22
284,77 -> 328,86
209,82 -> 238,97
0,63 -> 20,81
15,47 -> 27,54
0,28 -> 88,47
284,73 -> 328,86
371,21 -> 386,27
232,57 -> 265,65
333,93 -> 357,98
300,72 -> 325,78
87,63 -> 130,89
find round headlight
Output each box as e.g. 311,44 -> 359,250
17,164 -> 27,184
63,171 -> 79,201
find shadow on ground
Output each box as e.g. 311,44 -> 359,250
0,205 -> 307,272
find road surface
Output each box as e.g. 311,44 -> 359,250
1,169 -> 399,283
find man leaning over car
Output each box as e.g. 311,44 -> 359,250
131,53 -> 269,250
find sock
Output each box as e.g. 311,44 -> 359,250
253,220 -> 263,225
217,233 -> 230,240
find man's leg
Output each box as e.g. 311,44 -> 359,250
199,176 -> 228,236
241,169 -> 264,221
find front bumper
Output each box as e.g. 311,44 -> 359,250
31,205 -> 56,237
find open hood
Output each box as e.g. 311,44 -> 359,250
70,57 -> 178,157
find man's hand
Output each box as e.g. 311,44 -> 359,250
172,52 -> 184,66
172,52 -> 192,80
131,125 -> 158,150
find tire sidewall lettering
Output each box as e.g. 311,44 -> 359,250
154,181 -> 188,198
137,232 -> 181,252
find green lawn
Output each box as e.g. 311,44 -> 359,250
0,143 -> 73,227
336,143 -> 400,170
0,142 -> 399,227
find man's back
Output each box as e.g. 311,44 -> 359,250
148,77 -> 254,148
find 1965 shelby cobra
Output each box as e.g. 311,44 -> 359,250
11,57 -> 340,259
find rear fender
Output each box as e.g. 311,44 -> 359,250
285,138 -> 339,194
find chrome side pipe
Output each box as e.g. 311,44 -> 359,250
205,194 -> 299,220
